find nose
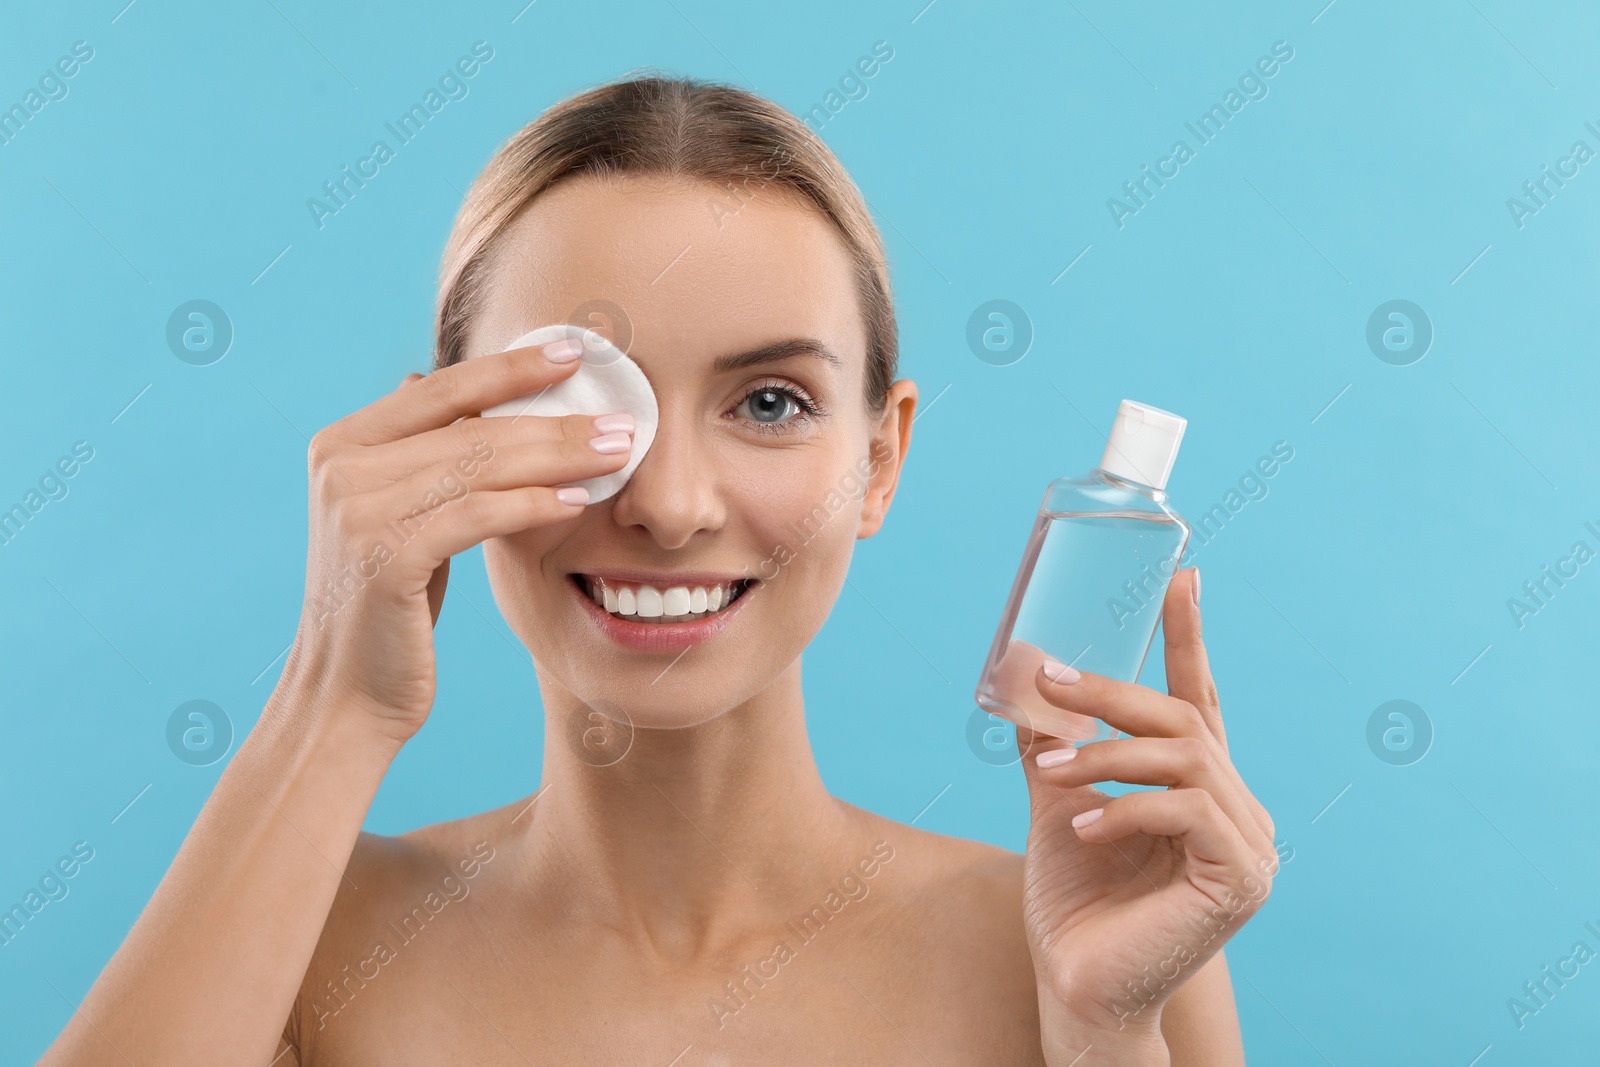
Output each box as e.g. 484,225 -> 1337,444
606,396 -> 727,550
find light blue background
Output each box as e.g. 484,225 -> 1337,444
3,0 -> 1597,1062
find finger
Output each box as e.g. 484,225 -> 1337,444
1033,663 -> 1278,846
349,411 -> 625,486
1157,570 -> 1275,842
1036,736 -> 1272,856
1073,788 -> 1269,906
1034,662 -> 1205,740
336,340 -> 585,446
1014,725 -> 1105,833
403,485 -> 592,563
367,430 -> 631,518
989,639 -> 1100,743
1163,566 -> 1226,749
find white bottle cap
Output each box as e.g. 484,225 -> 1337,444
1099,400 -> 1186,490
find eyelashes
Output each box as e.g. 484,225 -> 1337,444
733,380 -> 825,436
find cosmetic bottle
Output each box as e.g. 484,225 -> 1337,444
975,400 -> 1191,745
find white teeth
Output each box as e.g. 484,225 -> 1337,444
662,587 -> 691,615
581,576 -> 746,623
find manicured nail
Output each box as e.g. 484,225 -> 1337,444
543,338 -> 584,363
555,486 -> 589,506
1035,747 -> 1077,768
1192,567 -> 1202,606
590,432 -> 632,454
1071,808 -> 1103,829
592,413 -> 635,436
1042,659 -> 1080,684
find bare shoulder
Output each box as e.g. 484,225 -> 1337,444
364,796 -> 518,877
335,795 -> 519,924
838,800 -> 1034,982
831,801 -> 1041,1061
840,798 -> 1025,906
286,796 -> 524,1054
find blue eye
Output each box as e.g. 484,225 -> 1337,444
734,382 -> 822,435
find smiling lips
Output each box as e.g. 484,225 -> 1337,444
572,573 -> 756,624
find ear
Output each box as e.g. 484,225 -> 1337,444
856,378 -> 918,540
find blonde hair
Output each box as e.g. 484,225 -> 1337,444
432,72 -> 898,414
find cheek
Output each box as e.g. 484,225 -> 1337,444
482,530 -> 567,635
732,446 -> 864,582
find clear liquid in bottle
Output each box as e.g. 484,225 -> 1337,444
975,401 -> 1190,747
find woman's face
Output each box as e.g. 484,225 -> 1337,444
465,172 -> 914,729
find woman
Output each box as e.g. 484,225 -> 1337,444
41,74 -> 1275,1065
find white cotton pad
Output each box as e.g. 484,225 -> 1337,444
473,323 -> 658,504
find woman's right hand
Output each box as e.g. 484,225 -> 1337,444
284,336 -> 636,744
34,344 -> 631,1067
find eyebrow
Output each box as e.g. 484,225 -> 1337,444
711,337 -> 842,375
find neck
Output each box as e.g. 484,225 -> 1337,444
517,656 -> 865,963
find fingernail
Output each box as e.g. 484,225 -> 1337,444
555,486 -> 589,506
590,431 -> 632,454
1035,747 -> 1077,768
543,338 -> 584,363
1042,659 -> 1081,684
1192,567 -> 1202,606
592,413 -> 635,436
1071,808 -> 1103,829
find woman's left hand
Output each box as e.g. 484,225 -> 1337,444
1017,567 -> 1278,1062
